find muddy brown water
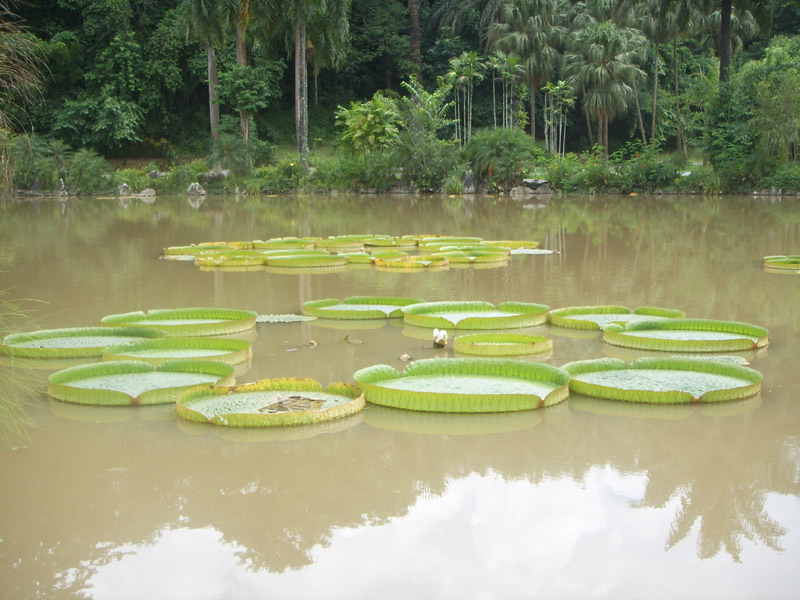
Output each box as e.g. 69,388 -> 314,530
1,193 -> 798,599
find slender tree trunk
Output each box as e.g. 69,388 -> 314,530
207,44 -> 219,143
386,55 -> 392,90
597,113 -> 603,152
530,82 -> 536,141
633,84 -> 647,144
235,22 -> 249,141
673,39 -> 684,160
295,18 -> 309,159
719,0 -> 732,82
492,75 -> 497,128
408,0 -> 421,76
651,39 -> 660,143
584,107 -> 594,148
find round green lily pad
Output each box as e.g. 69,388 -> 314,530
762,255 -> 800,270
353,357 -> 570,413
402,301 -> 549,329
103,337 -> 252,366
548,305 -> 685,330
303,296 -> 426,319
265,254 -> 348,268
47,360 -> 236,405
100,308 -> 257,337
374,255 -> 450,269
602,318 -> 769,352
454,333 -> 553,356
0,326 -> 167,359
563,357 -> 762,404
176,378 -> 364,427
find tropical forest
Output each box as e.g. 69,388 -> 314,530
1,0 -> 799,195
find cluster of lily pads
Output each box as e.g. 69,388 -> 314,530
1,293 -> 771,425
1,307 -> 366,426
162,234 -> 550,271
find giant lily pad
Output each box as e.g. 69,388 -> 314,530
563,357 -> 762,404
353,357 -> 570,413
47,360 -> 235,405
602,318 -> 769,352
176,378 -> 364,427
103,337 -> 252,366
549,305 -> 685,330
763,255 -> 800,271
373,255 -> 450,269
402,301 -> 549,329
454,333 -> 553,356
303,296 -> 426,319
100,308 -> 257,337
0,326 -> 166,359
265,254 -> 348,268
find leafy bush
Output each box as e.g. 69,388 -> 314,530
609,142 -> 677,193
114,167 -> 152,194
463,127 -> 541,192
67,149 -> 113,194
167,159 -> 209,191
336,92 -> 400,157
764,163 -> 800,192
245,159 -> 305,193
11,134 -> 64,191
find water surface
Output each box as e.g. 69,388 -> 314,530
1,193 -> 798,599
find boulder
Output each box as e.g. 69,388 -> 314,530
117,183 -> 131,196
462,170 -> 476,194
187,182 -> 206,196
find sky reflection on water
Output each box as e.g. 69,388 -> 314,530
64,468 -> 799,600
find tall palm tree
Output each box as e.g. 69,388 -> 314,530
489,0 -> 566,142
711,0 -> 770,82
180,0 -> 225,143
448,51 -> 484,144
562,19 -> 647,156
273,0 -> 350,160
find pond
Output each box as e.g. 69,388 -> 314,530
1,193 -> 799,599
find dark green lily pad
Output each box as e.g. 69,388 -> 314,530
101,308 -> 257,337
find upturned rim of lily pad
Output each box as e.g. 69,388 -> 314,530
762,255 -> 800,270
100,307 -> 257,337
176,378 -> 364,427
562,357 -> 762,404
353,357 -> 570,413
1,326 -> 167,359
548,305 -> 686,330
47,359 -> 236,405
402,300 -> 549,329
103,336 -> 252,366
303,296 -> 427,320
602,318 -> 769,352
454,333 -> 553,356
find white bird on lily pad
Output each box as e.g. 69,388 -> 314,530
433,328 -> 448,348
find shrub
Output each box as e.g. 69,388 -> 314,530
67,149 -> 113,194
463,127 -> 541,192
609,142 -> 677,193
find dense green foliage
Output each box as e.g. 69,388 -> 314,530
1,0 -> 799,194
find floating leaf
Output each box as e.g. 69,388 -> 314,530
563,357 -> 762,404
100,308 -> 257,337
401,300 -> 549,330
454,333 -> 553,356
303,296 -> 426,320
256,314 -> 317,323
602,318 -> 769,352
549,305 -> 685,330
176,378 -> 364,427
1,327 -> 167,359
353,357 -> 569,413
103,337 -> 252,366
48,360 -> 235,406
